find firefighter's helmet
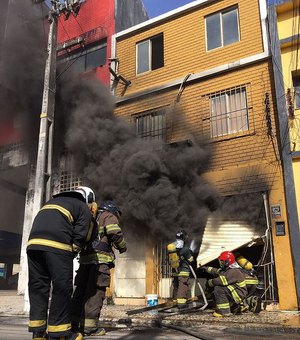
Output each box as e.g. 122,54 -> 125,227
74,186 -> 95,204
100,200 -> 122,216
176,229 -> 188,242
218,251 -> 235,268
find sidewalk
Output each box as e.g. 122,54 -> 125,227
1,290 -> 300,335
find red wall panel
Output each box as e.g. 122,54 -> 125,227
57,0 -> 115,85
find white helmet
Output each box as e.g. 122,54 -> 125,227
74,186 -> 95,204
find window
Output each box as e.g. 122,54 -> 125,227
59,170 -> 82,192
206,7 -> 239,51
293,75 -> 300,109
134,108 -> 167,142
136,33 -> 164,74
59,40 -> 107,74
210,86 -> 249,138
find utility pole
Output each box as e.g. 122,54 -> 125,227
33,1 -> 58,213
18,0 -> 82,311
34,0 -> 81,209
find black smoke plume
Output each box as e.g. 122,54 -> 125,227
0,0 -> 46,155
56,73 -> 220,242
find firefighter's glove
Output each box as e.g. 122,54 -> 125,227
205,279 -> 214,289
89,202 -> 98,218
200,266 -> 209,273
119,247 -> 127,254
72,243 -> 81,254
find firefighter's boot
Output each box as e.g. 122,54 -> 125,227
248,296 -> 262,314
32,331 -> 48,339
85,327 -> 106,336
213,311 -> 231,317
68,333 -> 83,340
232,302 -> 248,315
48,332 -> 83,340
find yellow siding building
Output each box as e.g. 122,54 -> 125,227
111,0 -> 299,310
268,0 -> 300,310
275,0 -> 300,253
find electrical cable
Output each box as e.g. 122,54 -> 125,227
56,48 -> 84,80
74,15 -> 85,36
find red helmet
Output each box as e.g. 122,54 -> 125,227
218,251 -> 235,267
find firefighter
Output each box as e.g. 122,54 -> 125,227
71,200 -> 127,336
27,186 -> 96,340
234,252 -> 261,314
167,229 -> 194,309
202,251 -> 248,317
234,252 -> 258,297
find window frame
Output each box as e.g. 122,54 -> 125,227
136,33 -> 164,75
133,107 -> 167,143
293,74 -> 300,110
209,86 -> 249,138
205,6 -> 240,52
58,39 -> 107,74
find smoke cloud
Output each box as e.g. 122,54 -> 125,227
56,73 -> 220,242
0,0 -> 46,152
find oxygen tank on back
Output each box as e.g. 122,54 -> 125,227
235,253 -> 253,271
167,242 -> 179,269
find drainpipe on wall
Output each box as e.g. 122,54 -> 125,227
262,192 -> 275,301
268,5 -> 300,308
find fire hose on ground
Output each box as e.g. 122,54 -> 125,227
189,264 -> 208,310
158,321 -> 215,340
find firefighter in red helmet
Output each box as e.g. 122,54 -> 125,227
202,251 -> 248,317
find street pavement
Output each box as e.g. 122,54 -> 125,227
0,321 -> 198,340
1,291 -> 300,339
1,317 -> 300,340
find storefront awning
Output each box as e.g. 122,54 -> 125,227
196,217 -> 265,266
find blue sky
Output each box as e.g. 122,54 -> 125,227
45,1 -> 283,18
142,0 -> 283,19
142,0 -> 197,19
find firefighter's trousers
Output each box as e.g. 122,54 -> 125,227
213,285 -> 244,315
27,250 -> 74,338
172,276 -> 190,306
71,263 -> 111,334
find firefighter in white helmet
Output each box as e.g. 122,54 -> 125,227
27,186 -> 97,340
167,229 -> 194,309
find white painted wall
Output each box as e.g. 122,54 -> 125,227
114,239 -> 146,297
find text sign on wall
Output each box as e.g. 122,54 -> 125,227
271,204 -> 281,219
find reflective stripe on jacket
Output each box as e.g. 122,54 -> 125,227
27,195 -> 92,255
207,266 -> 248,303
79,210 -> 127,266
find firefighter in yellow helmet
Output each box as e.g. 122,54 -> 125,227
167,229 -> 194,309
202,251 -> 248,317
